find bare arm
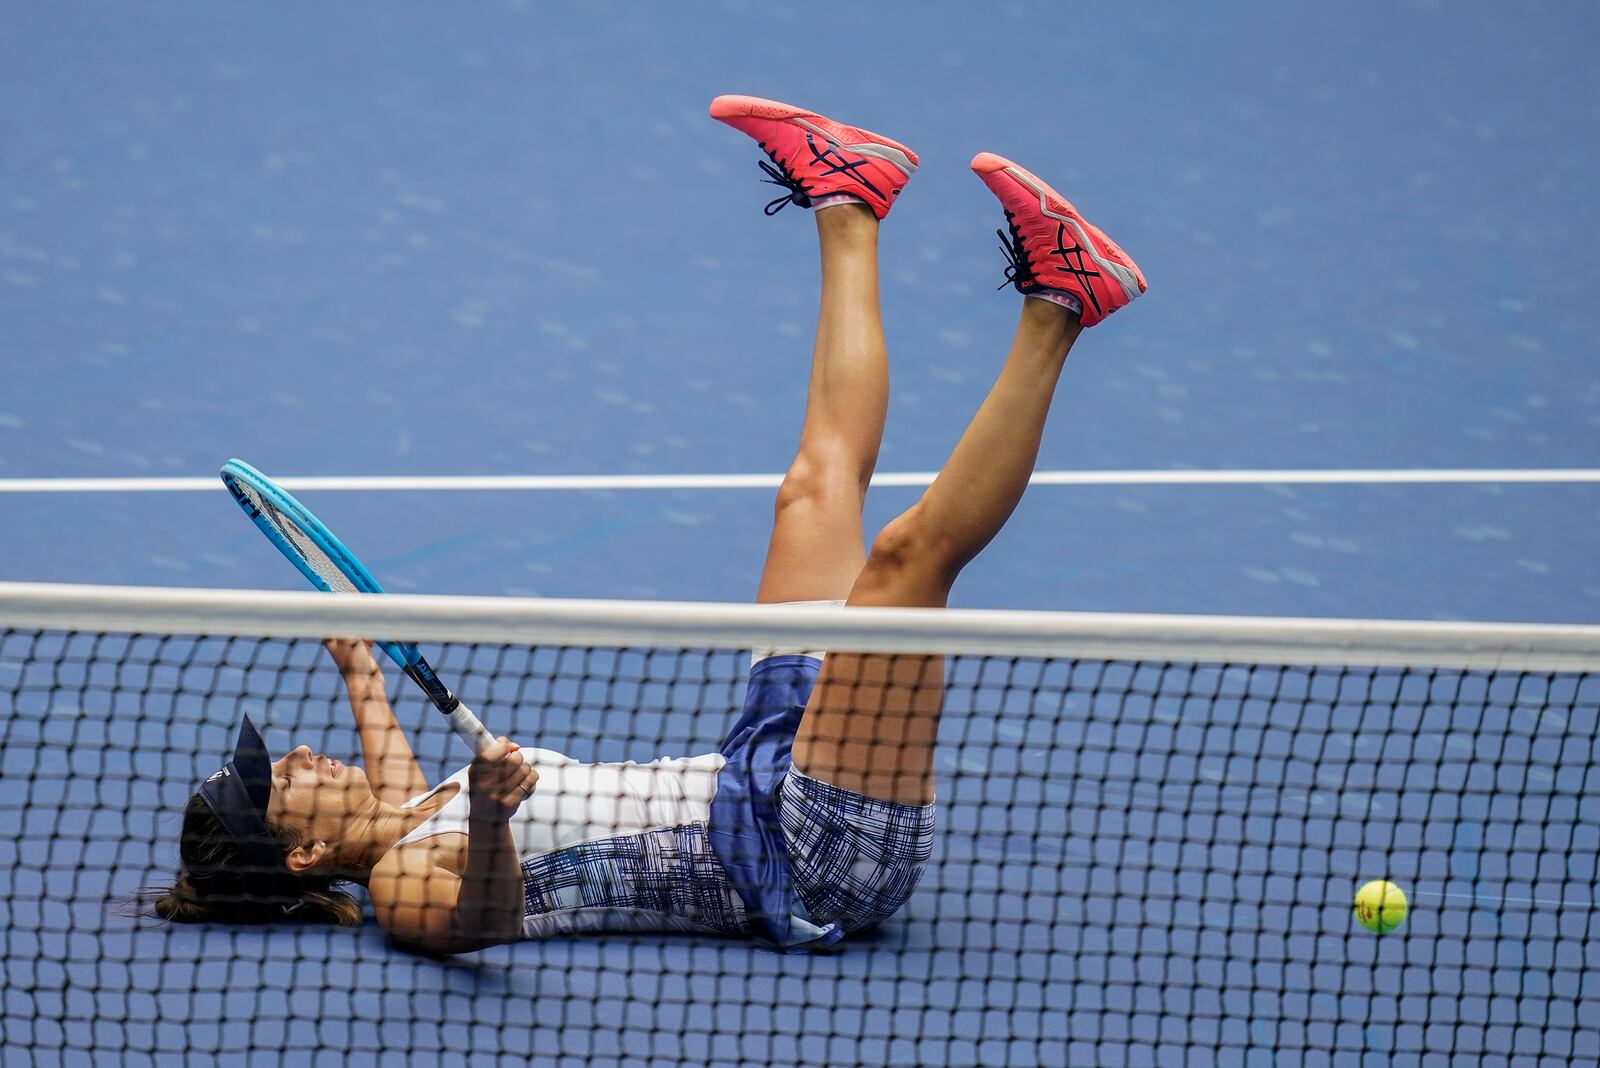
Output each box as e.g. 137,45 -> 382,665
371,832 -> 523,954
370,738 -> 537,954
323,638 -> 430,805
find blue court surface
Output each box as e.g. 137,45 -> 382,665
2,2 -> 1598,1065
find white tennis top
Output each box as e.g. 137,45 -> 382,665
394,747 -> 742,938
395,747 -> 725,854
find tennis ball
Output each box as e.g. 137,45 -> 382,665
1353,880 -> 1407,934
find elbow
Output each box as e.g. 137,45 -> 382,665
384,918 -> 520,956
388,931 -> 472,957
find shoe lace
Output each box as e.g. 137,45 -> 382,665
758,158 -> 812,216
755,133 -> 883,216
995,213 -> 1038,291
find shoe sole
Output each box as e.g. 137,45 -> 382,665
971,152 -> 1145,302
711,94 -> 918,175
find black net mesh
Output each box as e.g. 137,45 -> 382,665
1,624 -> 1597,1065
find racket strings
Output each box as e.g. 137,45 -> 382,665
241,483 -> 360,594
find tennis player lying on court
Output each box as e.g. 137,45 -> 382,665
144,95 -> 1146,952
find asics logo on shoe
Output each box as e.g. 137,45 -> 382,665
802,133 -> 883,199
1048,224 -> 1104,317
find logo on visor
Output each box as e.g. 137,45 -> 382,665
205,768 -> 230,784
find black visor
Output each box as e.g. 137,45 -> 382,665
196,715 -> 285,874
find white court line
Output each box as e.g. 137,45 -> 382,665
0,469 -> 1598,493
1415,889 -> 1597,911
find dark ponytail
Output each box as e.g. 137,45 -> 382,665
136,794 -> 362,927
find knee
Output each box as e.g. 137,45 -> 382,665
775,451 -> 869,517
863,507 -> 959,589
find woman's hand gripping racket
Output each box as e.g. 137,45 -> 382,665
220,458 -> 498,756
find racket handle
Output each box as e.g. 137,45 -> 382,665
447,702 -> 498,755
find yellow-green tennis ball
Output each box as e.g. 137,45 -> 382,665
1353,880 -> 1407,934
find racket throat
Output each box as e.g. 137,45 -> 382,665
403,660 -> 461,713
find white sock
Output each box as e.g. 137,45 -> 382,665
1026,289 -> 1084,317
811,193 -> 869,212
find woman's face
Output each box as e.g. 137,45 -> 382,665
265,744 -> 373,848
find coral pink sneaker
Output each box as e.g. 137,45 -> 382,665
710,95 -> 918,219
970,152 -> 1146,327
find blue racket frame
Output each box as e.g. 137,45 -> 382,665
220,458 -> 494,753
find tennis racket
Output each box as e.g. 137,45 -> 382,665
220,458 -> 497,755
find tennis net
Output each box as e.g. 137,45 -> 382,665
1,581 -> 1596,1066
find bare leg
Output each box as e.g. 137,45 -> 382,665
756,202 -> 891,604
793,298 -> 1082,804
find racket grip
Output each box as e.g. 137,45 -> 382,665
447,702 -> 498,755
